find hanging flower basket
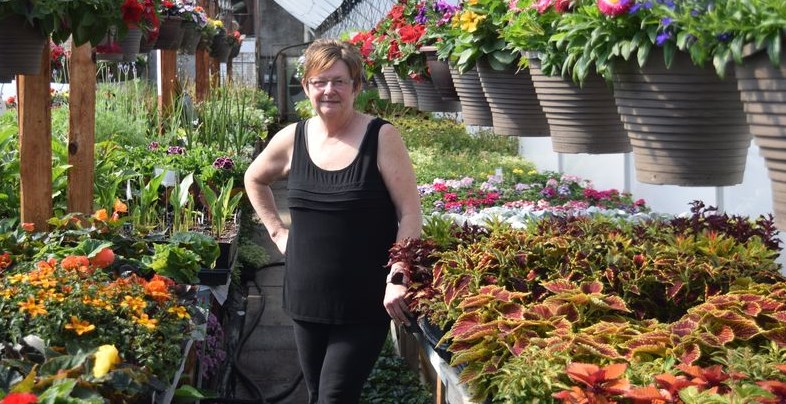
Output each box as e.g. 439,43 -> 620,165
154,17 -> 184,50
209,28 -> 230,63
383,66 -> 404,104
179,21 -> 201,55
528,56 -> 630,154
477,59 -> 550,137
0,14 -> 47,78
450,67 -> 493,127
422,46 -> 461,104
372,73 -> 391,100
736,49 -> 786,228
612,48 -> 751,186
413,78 -> 451,112
397,75 -> 420,109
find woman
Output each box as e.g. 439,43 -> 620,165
243,39 -> 422,403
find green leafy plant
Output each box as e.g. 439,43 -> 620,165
665,0 -> 786,77
547,0 -> 679,82
436,0 -> 518,73
169,231 -> 220,270
143,243 -> 201,284
195,176 -> 243,240
168,172 -> 196,233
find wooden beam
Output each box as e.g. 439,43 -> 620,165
17,44 -> 52,230
67,43 -> 96,215
158,49 -> 178,134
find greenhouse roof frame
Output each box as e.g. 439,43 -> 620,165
272,0 -> 343,30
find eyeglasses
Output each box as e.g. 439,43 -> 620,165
307,77 -> 353,89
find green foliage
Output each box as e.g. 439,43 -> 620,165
169,231 -> 220,270
488,345 -> 572,403
236,241 -> 270,272
360,338 -> 432,404
402,205 -> 786,401
667,0 -> 786,77
143,243 -> 201,284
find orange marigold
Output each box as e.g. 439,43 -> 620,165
144,277 -> 171,302
61,255 -> 91,270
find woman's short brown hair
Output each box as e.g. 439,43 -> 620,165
302,39 -> 364,92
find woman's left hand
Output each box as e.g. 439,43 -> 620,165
383,284 -> 411,327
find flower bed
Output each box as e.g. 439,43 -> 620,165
394,201 -> 786,402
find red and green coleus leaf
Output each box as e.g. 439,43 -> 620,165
624,385 -> 673,403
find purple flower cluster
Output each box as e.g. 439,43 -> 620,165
213,156 -> 235,170
167,145 -> 186,155
433,1 -> 459,26
194,313 -> 227,379
148,141 -> 160,151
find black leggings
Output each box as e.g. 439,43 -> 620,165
292,320 -> 390,404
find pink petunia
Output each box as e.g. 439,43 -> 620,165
533,0 -> 554,13
555,0 -> 574,12
597,0 -> 633,16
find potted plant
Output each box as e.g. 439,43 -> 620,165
502,0 -> 629,154
442,0 -> 549,136
0,0 -> 61,77
550,0 -> 751,186
668,0 -> 786,226
155,0 -> 187,49
195,175 -> 243,271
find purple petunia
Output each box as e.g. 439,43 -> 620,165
167,145 -> 186,155
212,156 -> 235,170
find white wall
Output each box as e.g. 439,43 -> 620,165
519,137 -> 773,219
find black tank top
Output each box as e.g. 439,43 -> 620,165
285,117 -> 398,324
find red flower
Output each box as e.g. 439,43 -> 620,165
0,252 -> 12,270
387,40 -> 401,60
555,0 -> 574,12
121,0 -> 145,27
398,24 -> 425,44
1,393 -> 38,404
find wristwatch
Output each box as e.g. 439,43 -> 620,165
386,270 -> 405,285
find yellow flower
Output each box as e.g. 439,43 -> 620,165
167,305 -> 190,319
513,168 -> 524,174
528,169 -> 538,175
18,296 -> 47,317
93,345 -> 120,378
7,273 -> 29,285
65,316 -> 96,336
121,295 -> 147,313
0,287 -> 16,299
457,10 -> 485,33
467,0 -> 478,4
133,313 -> 158,330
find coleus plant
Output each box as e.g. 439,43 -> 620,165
394,201 -> 786,401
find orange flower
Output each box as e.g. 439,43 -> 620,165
61,255 -> 90,271
21,222 -> 35,232
94,209 -> 109,221
65,316 -> 96,335
0,252 -> 12,269
113,198 -> 128,214
144,277 -> 171,302
18,296 -> 47,317
121,295 -> 147,313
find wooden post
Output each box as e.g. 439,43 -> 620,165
210,58 -> 221,88
195,0 -> 211,101
158,49 -> 178,134
17,44 -> 52,230
195,49 -> 210,101
67,43 -> 96,215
